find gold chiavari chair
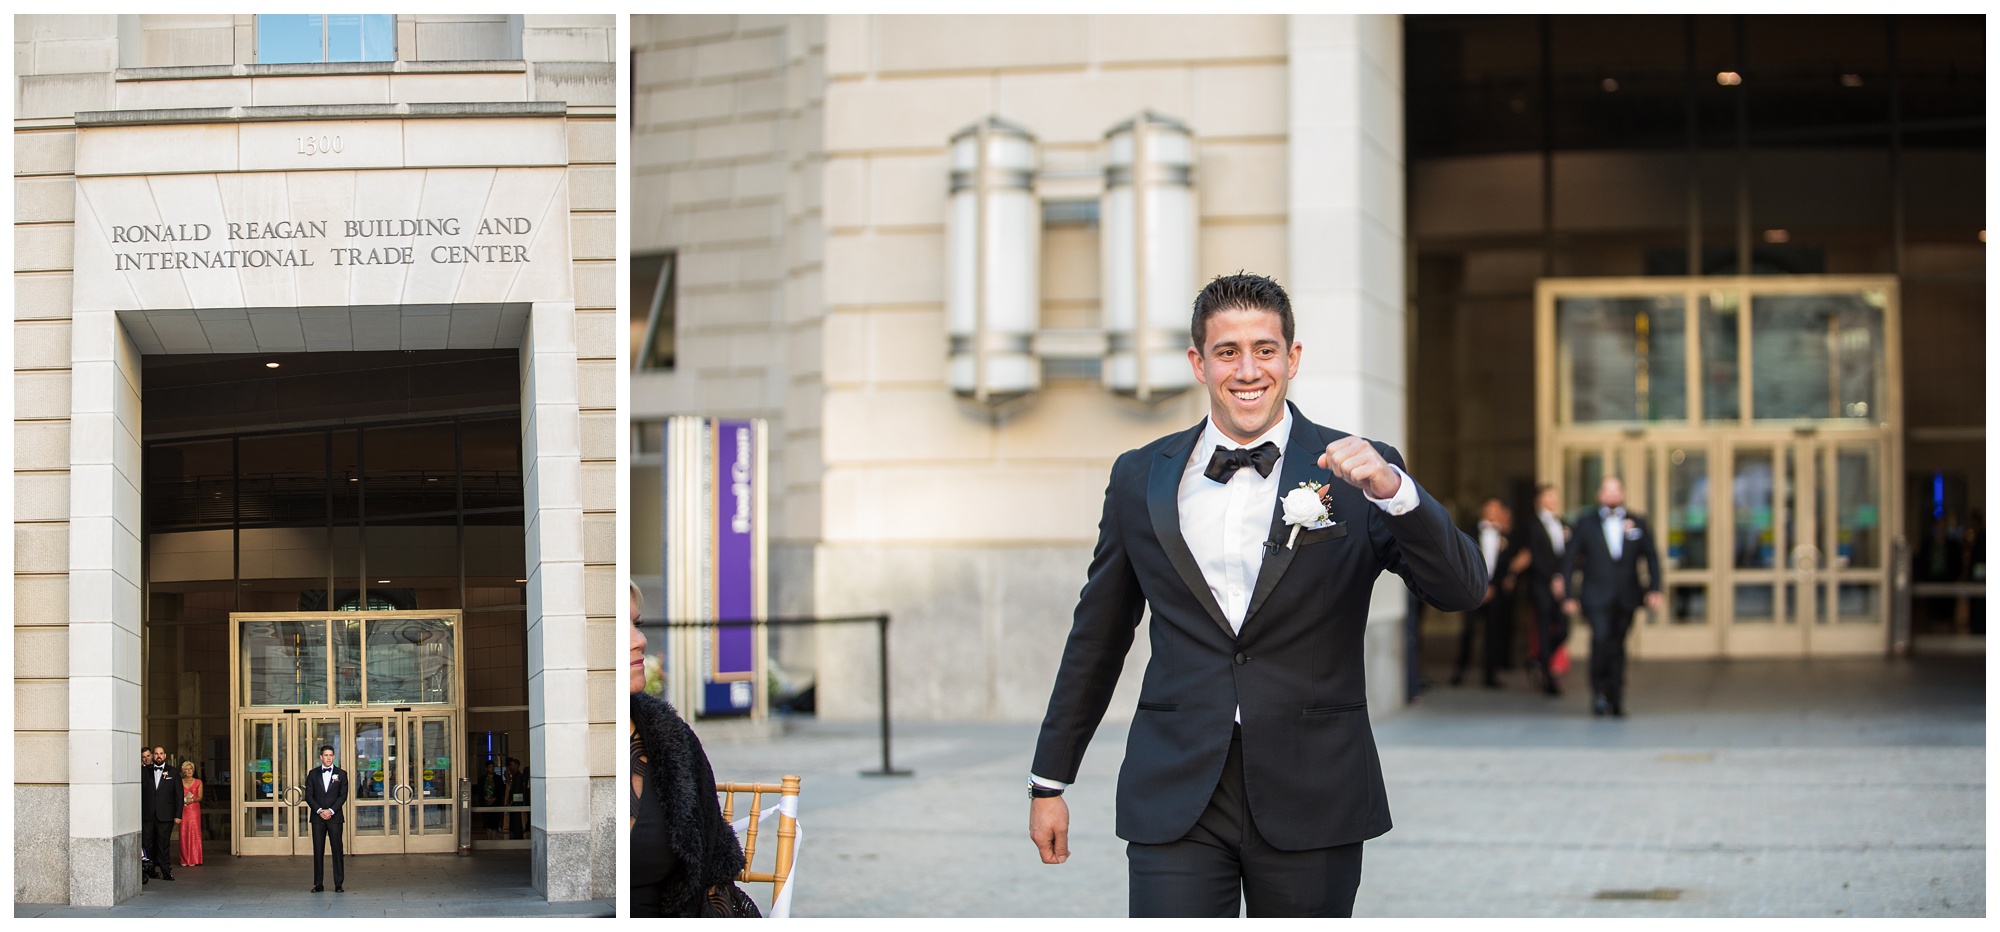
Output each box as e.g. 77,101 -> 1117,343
716,774 -> 801,906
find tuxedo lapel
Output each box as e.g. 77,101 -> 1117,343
1243,411 -> 1330,627
1147,421 -> 1234,640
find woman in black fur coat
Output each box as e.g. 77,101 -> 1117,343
631,583 -> 747,917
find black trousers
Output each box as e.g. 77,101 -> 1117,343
1583,603 -> 1634,703
1529,579 -> 1568,681
1127,728 -> 1364,918
311,815 -> 344,886
142,820 -> 176,873
1453,598 -> 1510,682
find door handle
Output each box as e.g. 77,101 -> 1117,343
282,785 -> 304,807
392,784 -> 415,805
1793,544 -> 1821,572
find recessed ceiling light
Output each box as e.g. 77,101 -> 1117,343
1716,71 -> 1742,86
265,362 -> 281,369
376,579 -> 391,584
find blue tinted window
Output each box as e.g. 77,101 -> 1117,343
258,14 -> 394,64
327,14 -> 395,62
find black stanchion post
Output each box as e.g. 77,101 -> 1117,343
860,613 -> 912,777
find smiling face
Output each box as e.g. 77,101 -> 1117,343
181,761 -> 195,779
1188,306 -> 1301,445
629,586 -> 649,694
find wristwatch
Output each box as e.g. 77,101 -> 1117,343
1029,783 -> 1064,799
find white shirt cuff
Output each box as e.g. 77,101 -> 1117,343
1029,773 -> 1068,791
1364,464 -> 1419,516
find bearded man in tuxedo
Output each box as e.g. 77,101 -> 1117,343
141,745 -> 182,881
1027,274 -> 1488,917
1561,476 -> 1663,717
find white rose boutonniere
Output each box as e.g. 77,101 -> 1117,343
1281,482 -> 1334,550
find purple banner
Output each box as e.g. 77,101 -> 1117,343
708,419 -> 756,708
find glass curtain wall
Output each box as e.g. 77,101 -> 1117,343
144,415 -> 526,844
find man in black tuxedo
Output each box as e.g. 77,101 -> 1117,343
1522,484 -> 1572,696
1453,497 -> 1522,689
1027,274 -> 1487,917
141,745 -> 181,882
1560,476 -> 1663,716
303,745 -> 348,892
138,746 -> 158,882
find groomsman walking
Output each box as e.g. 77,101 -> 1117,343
1561,477 -> 1662,716
1523,484 -> 1572,696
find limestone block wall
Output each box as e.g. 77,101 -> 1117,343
554,16 -> 620,899
811,15 -> 1294,720
637,15 -> 1413,723
13,12 -> 105,907
630,14 -> 828,609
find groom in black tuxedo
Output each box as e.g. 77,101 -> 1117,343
1560,476 -> 1662,717
303,745 -> 348,892
1028,274 -> 1487,917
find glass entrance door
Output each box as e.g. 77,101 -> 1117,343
1718,437 -> 1891,653
1721,438 -> 1811,654
351,710 -> 459,854
1539,275 -> 1902,659
234,714 -> 343,855
229,611 -> 464,856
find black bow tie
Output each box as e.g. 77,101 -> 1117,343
1601,507 -> 1626,519
1204,442 -> 1279,484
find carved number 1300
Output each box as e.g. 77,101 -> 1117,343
296,135 -> 344,156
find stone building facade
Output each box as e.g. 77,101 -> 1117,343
631,14 -> 1411,722
14,14 -> 618,906
633,12 -> 1984,722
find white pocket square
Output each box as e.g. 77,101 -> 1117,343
1309,518 -> 1339,531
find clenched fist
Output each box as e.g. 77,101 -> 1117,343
1318,436 -> 1402,500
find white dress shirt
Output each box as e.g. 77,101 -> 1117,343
1032,413 -> 1419,790
1601,507 -> 1626,560
1478,521 -> 1503,577
1539,509 -> 1565,556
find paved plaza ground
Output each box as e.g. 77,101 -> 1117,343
698,653 -> 1986,918
11,850 -> 613,918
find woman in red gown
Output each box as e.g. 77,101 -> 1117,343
178,760 -> 204,867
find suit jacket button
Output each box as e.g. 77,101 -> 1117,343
1234,652 -> 1247,665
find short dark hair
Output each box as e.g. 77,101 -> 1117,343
1190,273 -> 1295,355
319,745 -> 335,756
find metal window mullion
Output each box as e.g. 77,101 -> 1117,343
324,429 -> 334,617
233,436 -> 242,612
359,426 -> 368,611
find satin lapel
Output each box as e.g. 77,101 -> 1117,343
1147,423 -> 1234,640
1243,413 -> 1329,627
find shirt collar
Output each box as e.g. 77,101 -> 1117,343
1197,407 -> 1293,459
